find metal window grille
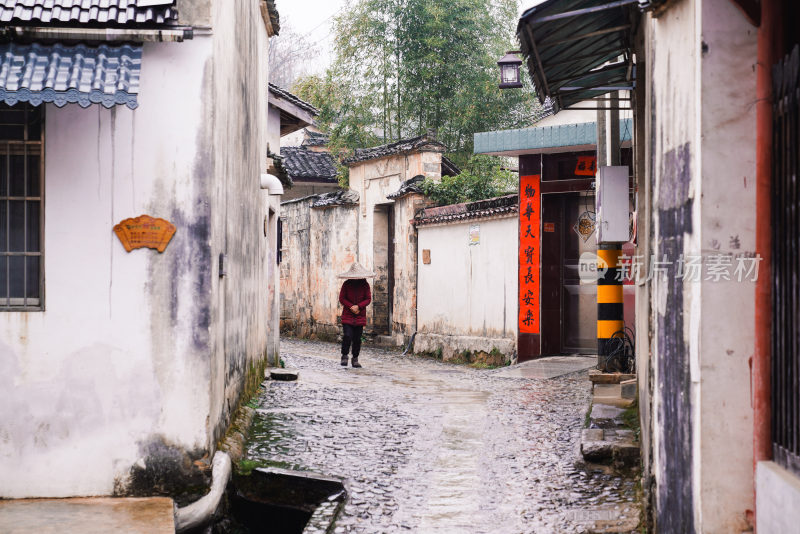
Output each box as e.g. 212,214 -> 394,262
772,45 -> 800,476
0,104 -> 44,311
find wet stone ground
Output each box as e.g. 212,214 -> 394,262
244,339 -> 640,534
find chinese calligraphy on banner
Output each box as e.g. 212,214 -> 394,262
519,175 -> 540,334
574,155 -> 597,176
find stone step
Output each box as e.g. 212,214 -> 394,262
588,369 -> 636,384
580,428 -> 640,466
0,497 -> 175,534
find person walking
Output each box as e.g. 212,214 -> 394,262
338,262 -> 374,368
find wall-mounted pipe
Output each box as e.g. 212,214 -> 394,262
174,451 -> 231,533
260,173 -> 284,195
1,26 -> 193,42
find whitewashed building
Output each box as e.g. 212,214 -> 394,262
0,0 -> 283,498
515,0 -> 800,531
414,196 -> 519,363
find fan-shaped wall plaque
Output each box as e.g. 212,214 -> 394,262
114,215 -> 176,253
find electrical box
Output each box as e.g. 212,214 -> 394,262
596,166 -> 629,244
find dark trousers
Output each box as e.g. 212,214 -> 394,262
342,324 -> 363,358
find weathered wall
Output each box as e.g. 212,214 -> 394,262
207,0 -> 275,457
643,0 -> 757,531
267,105 -> 281,157
0,38 -> 214,498
282,182 -> 340,201
695,1 -> 757,529
391,193 -> 429,339
415,215 -> 517,361
281,150 -> 442,345
0,0 -> 276,498
280,198 -> 359,340
348,151 -> 442,341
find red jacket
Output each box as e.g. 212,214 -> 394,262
339,279 -> 372,326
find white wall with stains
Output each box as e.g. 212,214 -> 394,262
279,199 -> 360,340
0,0 -> 277,498
348,151 -> 442,339
642,0 -> 757,530
415,215 -> 518,360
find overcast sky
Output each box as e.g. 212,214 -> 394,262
276,0 -> 541,75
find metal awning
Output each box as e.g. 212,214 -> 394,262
517,0 -> 638,112
0,42 -> 142,109
474,118 -> 633,156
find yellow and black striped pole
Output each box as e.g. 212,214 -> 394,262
597,244 -> 624,370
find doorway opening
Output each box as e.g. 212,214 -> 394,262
372,205 -> 394,335
541,192 -> 598,355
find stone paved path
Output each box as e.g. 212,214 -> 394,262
244,339 -> 639,534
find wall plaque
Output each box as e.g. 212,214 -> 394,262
114,215 -> 176,253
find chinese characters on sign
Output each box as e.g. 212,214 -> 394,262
574,155 -> 597,176
519,175 -> 540,334
114,215 -> 176,253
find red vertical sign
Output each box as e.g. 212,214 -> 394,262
519,175 -> 540,334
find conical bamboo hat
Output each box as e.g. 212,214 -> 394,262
338,262 -> 376,279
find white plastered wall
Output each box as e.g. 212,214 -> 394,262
645,0 -> 757,530
0,38 -> 214,497
696,0 -> 757,529
416,216 -> 518,347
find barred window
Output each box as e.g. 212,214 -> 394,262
0,104 -> 44,310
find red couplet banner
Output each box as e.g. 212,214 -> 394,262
519,174 -> 541,334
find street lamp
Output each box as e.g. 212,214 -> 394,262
498,51 -> 523,89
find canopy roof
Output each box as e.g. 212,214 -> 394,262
517,0 -> 638,112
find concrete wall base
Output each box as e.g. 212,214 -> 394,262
414,333 -> 515,364
757,461 -> 800,533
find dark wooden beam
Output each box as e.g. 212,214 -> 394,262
728,0 -> 760,26
541,178 -> 595,194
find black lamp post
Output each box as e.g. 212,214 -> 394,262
498,51 -> 523,89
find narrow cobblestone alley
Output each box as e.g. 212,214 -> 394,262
243,339 -> 640,534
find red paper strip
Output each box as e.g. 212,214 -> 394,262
519,175 -> 540,334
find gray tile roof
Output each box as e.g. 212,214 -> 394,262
0,42 -> 142,109
280,146 -> 337,182
268,83 -> 318,116
441,155 -> 460,177
302,129 -> 329,147
0,0 -> 178,26
311,189 -> 358,209
386,174 -> 425,200
414,194 -> 518,226
343,133 -> 446,165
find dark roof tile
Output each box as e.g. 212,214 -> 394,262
414,194 -> 518,226
280,146 -> 337,182
343,133 -> 446,165
441,155 -> 460,177
0,0 -> 178,26
386,175 -> 425,200
311,189 -> 358,209
302,129 -> 329,147
269,83 -> 319,116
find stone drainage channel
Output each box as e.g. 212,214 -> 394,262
228,338 -> 640,534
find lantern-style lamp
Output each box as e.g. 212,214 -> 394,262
498,51 -> 523,89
